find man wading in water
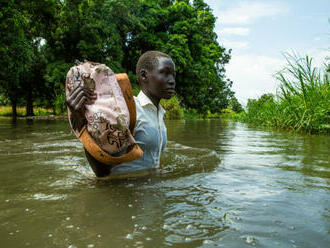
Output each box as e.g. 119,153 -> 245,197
66,51 -> 176,178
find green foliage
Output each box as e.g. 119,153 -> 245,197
0,0 -> 233,117
124,0 -> 233,114
242,54 -> 330,134
0,94 -> 9,106
0,0 -> 34,110
242,93 -> 279,126
220,108 -> 246,120
183,108 -> 202,119
44,60 -> 72,111
0,106 -> 25,117
33,107 -> 54,116
54,92 -> 67,115
228,96 -> 244,113
0,106 -> 53,117
161,95 -> 184,120
0,0 -> 58,116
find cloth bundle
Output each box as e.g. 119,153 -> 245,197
66,61 -> 143,165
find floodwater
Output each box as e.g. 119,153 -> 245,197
0,118 -> 329,248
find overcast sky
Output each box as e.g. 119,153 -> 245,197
204,0 -> 330,105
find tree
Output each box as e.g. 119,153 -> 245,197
125,0 -> 233,114
0,0 -> 33,118
228,96 -> 244,113
1,0 -> 234,117
19,0 -> 59,116
0,0 -> 59,117
43,0 -> 140,112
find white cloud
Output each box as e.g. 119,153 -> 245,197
221,27 -> 250,36
281,48 -> 329,68
301,48 -> 329,68
221,39 -> 249,50
217,1 -> 289,25
226,54 -> 285,104
228,48 -> 329,105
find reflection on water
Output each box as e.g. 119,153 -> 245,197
0,118 -> 329,247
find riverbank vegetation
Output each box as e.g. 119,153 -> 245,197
0,0 -> 235,118
0,106 -> 54,117
241,54 -> 329,134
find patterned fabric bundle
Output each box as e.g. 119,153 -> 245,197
66,61 -> 143,165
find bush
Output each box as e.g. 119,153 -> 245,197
183,108 -> 201,119
55,92 -> 67,115
161,95 -> 184,120
242,54 -> 330,133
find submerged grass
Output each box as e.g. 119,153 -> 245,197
242,54 -> 329,134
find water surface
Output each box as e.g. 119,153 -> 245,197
0,118 -> 329,247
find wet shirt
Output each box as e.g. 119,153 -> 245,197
110,91 -> 167,175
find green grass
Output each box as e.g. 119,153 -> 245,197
241,54 -> 329,134
0,106 -> 55,117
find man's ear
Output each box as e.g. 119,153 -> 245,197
140,69 -> 148,82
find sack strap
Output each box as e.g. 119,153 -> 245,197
79,126 -> 143,166
116,73 -> 136,134
79,73 -> 143,166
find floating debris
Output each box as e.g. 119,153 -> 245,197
243,236 -> 257,244
126,234 -> 133,240
186,224 -> 193,230
203,240 -> 213,245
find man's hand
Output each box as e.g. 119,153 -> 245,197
66,86 -> 97,112
66,86 -> 97,132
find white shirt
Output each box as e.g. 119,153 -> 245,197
110,91 -> 167,175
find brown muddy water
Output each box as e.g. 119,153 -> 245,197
0,118 -> 329,248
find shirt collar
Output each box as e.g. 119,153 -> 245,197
137,91 -> 166,114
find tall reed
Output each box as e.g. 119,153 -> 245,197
243,54 -> 329,133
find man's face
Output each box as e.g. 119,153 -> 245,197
146,57 -> 176,100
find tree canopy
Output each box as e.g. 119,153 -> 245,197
0,0 -> 235,117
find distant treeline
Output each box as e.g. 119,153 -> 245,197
241,54 -> 330,134
0,0 -> 239,118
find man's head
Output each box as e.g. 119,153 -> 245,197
136,51 -> 176,101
